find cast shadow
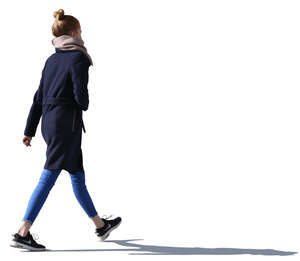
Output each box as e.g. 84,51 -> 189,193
21,238 -> 297,255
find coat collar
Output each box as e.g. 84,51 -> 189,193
55,48 -> 80,53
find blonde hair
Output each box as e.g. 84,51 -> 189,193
52,9 -> 80,37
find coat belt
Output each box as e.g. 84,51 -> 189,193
42,96 -> 76,105
42,96 -> 86,133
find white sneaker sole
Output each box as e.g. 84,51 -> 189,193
10,241 -> 46,251
10,242 -> 24,249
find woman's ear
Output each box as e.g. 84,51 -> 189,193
70,29 -> 80,37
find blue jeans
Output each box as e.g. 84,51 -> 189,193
22,168 -> 98,224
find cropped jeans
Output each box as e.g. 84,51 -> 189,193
22,168 -> 98,224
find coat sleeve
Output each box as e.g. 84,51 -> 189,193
69,58 -> 90,111
24,64 -> 46,137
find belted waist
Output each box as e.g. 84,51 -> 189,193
42,96 -> 86,133
42,96 -> 76,105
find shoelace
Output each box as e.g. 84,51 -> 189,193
30,232 -> 39,241
101,214 -> 114,220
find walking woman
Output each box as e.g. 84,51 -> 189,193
10,9 -> 121,251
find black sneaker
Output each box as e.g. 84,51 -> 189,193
10,231 -> 46,251
95,214 -> 122,241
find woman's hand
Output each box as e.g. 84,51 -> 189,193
23,136 -> 32,147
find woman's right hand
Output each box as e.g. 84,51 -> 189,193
23,136 -> 32,147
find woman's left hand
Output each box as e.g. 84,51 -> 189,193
23,136 -> 32,147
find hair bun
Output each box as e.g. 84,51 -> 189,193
53,9 -> 65,21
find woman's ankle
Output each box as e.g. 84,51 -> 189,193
18,221 -> 32,237
18,229 -> 29,237
92,215 -> 105,229
95,218 -> 106,229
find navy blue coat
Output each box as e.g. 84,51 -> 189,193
24,48 -> 91,174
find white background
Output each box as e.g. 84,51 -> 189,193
1,0 -> 299,260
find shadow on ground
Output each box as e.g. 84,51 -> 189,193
21,239 -> 297,256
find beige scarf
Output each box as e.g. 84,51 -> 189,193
51,34 -> 93,66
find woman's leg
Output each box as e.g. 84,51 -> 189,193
18,168 -> 61,236
69,169 -> 105,228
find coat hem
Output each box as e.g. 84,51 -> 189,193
43,163 -> 84,174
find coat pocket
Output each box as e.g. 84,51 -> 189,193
72,107 -> 77,132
